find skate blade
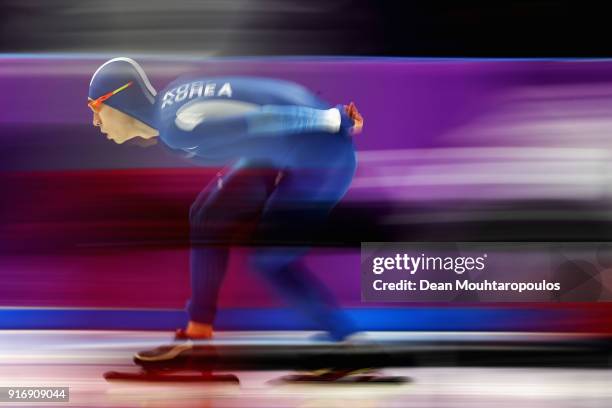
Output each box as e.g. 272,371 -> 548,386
272,374 -> 409,384
104,370 -> 239,384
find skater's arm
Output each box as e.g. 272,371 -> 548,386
163,105 -> 348,150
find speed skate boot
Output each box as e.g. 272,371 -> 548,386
134,328 -> 208,363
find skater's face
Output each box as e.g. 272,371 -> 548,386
90,103 -> 141,144
91,104 -> 156,144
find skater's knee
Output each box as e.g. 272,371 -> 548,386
249,251 -> 289,276
190,204 -> 221,241
249,252 -> 276,275
249,249 -> 307,276
189,202 -> 200,226
189,203 -> 209,233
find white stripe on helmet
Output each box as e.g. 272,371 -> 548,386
90,57 -> 157,101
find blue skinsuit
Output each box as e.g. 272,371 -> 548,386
156,77 -> 358,340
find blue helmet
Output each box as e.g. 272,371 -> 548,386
89,57 -> 157,127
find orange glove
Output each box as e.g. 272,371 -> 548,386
344,101 -> 364,135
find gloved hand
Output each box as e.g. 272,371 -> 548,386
340,102 -> 364,135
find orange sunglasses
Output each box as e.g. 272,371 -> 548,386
88,81 -> 133,112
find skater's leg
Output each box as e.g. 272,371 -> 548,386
186,247 -> 228,337
250,249 -> 357,340
187,163 -> 279,337
249,140 -> 358,341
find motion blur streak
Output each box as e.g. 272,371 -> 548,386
0,331 -> 611,407
444,84 -> 612,148
0,0 -> 380,55
355,147 -> 609,200
1,2 -> 611,57
3,56 -> 612,332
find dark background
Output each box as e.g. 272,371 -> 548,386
0,1 -> 609,57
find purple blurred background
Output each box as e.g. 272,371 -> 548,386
2,56 -> 612,332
